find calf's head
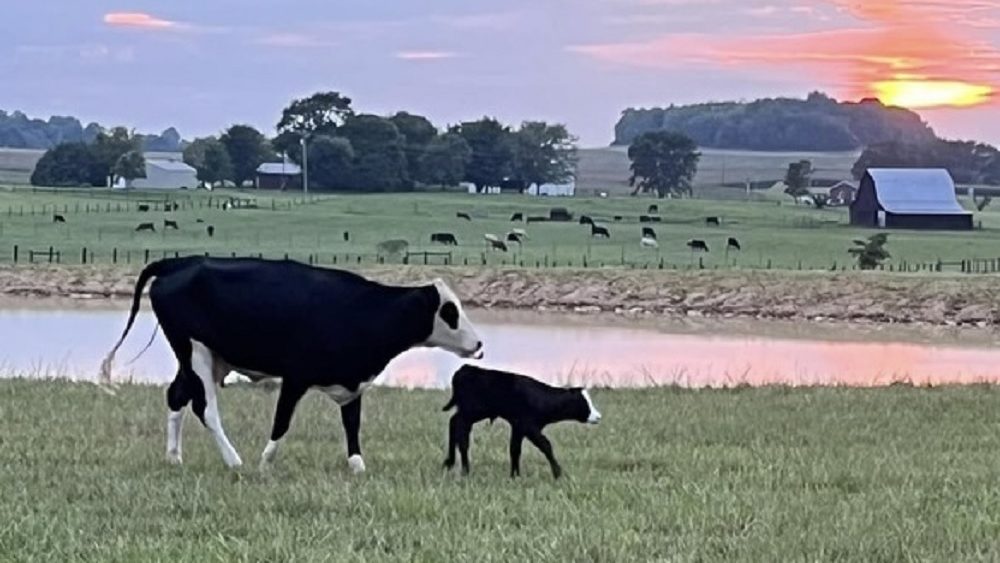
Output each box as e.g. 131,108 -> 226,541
423,279 -> 483,359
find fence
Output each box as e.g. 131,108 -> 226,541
4,195 -> 327,218
7,244 -> 1000,274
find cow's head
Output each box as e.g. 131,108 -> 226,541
425,279 -> 483,359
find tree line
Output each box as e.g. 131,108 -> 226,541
29,92 -> 578,193
614,92 -> 937,151
0,110 -> 182,152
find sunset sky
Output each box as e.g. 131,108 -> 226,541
3,0 -> 998,147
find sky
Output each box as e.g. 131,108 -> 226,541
3,0 -> 999,148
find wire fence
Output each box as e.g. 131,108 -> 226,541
3,194 -> 327,217
6,244 -> 1000,275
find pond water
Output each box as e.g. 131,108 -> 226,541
3,306 -> 1000,388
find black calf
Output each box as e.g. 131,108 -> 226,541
706,217 -> 721,226
642,227 -> 657,239
137,204 -> 150,212
579,215 -> 595,226
207,225 -> 215,237
53,214 -> 66,223
136,222 -> 156,232
511,213 -> 524,222
591,224 -> 610,238
687,239 -> 709,252
431,232 -> 459,246
727,237 -> 742,251
648,204 -> 658,214
457,212 -> 472,221
442,365 -> 600,479
164,219 -> 179,230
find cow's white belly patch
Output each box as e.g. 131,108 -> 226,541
318,381 -> 373,405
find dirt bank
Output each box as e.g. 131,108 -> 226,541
1,264 -> 998,328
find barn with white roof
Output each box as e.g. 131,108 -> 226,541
850,168 -> 973,230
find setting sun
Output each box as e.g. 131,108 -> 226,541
872,78 -> 994,109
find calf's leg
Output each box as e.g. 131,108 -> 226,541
509,427 -> 525,478
526,428 -> 562,479
340,396 -> 365,474
259,382 -> 307,470
443,414 -> 461,470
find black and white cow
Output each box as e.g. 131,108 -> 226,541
100,257 -> 484,473
442,365 -> 601,479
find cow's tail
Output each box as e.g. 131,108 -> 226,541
441,395 -> 457,412
98,257 -> 200,387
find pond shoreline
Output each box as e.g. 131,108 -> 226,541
1,264 -> 998,330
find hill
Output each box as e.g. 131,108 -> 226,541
0,109 -> 183,152
613,92 -> 936,151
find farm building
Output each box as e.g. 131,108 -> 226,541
850,169 -> 972,230
807,180 -> 858,206
256,162 -> 302,190
127,159 -> 197,190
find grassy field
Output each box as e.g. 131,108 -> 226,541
0,186 -> 997,271
4,379 -> 1000,560
575,147 -> 860,197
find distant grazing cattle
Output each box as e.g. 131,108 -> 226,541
136,222 -> 156,233
614,215 -> 623,222
343,231 -> 350,242
526,216 -> 548,224
207,225 -> 215,237
639,215 -> 653,223
591,224 -> 610,238
706,217 -> 721,226
598,191 -> 608,198
579,215 -> 595,226
196,219 -> 205,224
53,214 -> 66,223
727,237 -> 742,251
510,228 -> 527,239
377,239 -> 409,255
442,364 -> 600,479
648,204 -> 659,214
456,212 -> 472,221
100,256 -> 483,472
549,208 -> 573,222
687,239 -> 710,252
164,220 -> 179,230
510,213 -> 524,222
137,204 -> 150,213
484,234 -> 508,252
506,232 -> 524,245
640,236 -> 659,249
431,233 -> 459,246
642,227 -> 657,240
222,201 -> 233,211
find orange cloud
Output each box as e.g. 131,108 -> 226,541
571,0 -> 1000,109
103,12 -> 176,30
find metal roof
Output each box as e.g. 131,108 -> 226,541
257,162 -> 302,175
147,159 -> 196,172
867,168 -> 968,215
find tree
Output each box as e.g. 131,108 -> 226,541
30,143 -> 94,187
113,150 -> 146,187
390,111 -> 438,181
184,137 -> 233,185
511,121 -> 577,193
339,114 -> 409,191
627,131 -> 700,198
418,133 -> 471,187
306,136 -> 354,191
274,91 -> 354,158
89,126 -> 140,186
849,234 -> 891,270
451,117 -> 515,192
221,125 -> 272,187
852,139 -> 1000,185
784,160 -> 813,201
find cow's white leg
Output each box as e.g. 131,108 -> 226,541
166,410 -> 184,464
191,340 -> 243,468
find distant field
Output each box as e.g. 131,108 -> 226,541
576,147 -> 860,197
5,379 -> 1000,560
0,148 -> 43,185
0,187 -> 996,271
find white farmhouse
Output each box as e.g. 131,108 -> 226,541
126,159 -> 198,190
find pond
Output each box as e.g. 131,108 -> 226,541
3,304 -> 1000,388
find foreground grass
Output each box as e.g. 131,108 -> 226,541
3,380 -> 1000,560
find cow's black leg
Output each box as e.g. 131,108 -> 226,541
444,414 -> 460,470
509,426 -> 525,478
526,428 -> 562,479
259,382 -> 307,469
340,396 -> 365,473
165,368 -> 190,464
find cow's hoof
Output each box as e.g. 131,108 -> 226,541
166,452 -> 183,465
224,455 -> 244,469
348,455 -> 366,474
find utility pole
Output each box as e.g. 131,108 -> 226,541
300,136 -> 309,194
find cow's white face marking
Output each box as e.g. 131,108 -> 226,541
582,389 -> 601,424
425,279 -> 483,359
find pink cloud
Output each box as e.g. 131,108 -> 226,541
395,51 -> 459,60
103,12 -> 176,30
